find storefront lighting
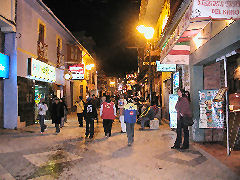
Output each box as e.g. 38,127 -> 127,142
86,64 -> 95,70
110,81 -> 115,85
64,73 -> 71,80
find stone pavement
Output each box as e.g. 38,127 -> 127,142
0,113 -> 239,180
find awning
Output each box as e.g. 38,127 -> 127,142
159,0 -> 240,64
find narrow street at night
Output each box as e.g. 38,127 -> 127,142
0,113 -> 239,180
1,0 -> 240,179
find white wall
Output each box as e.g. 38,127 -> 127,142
16,0 -> 68,83
0,0 -> 15,23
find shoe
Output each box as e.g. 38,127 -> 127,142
139,128 -> 144,131
128,143 -> 132,146
89,136 -> 93,139
85,134 -> 89,138
180,146 -> 189,150
41,132 -> 43,134
171,145 -> 180,149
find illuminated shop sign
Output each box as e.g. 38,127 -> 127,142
192,0 -> 240,19
156,61 -> 176,71
69,64 -> 84,80
0,52 -> 9,79
28,58 -> 56,82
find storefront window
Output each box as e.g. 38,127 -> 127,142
227,54 -> 240,112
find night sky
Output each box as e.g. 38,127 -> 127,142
42,0 -> 141,76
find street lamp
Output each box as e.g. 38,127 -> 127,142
137,25 -> 154,104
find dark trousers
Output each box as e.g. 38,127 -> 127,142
39,115 -> 46,132
55,123 -> 60,133
77,113 -> 83,126
103,119 -> 113,136
174,118 -> 189,147
85,118 -> 94,137
140,117 -> 150,128
126,123 -> 135,144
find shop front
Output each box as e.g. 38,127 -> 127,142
190,20 -> 240,155
17,58 -> 65,126
0,52 -> 10,128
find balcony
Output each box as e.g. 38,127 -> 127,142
37,41 -> 48,62
57,47 -> 65,67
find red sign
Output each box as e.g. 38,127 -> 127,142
69,64 -> 84,74
69,64 -> 84,80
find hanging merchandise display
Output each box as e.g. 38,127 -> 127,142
169,94 -> 178,128
199,90 -> 225,128
173,71 -> 180,94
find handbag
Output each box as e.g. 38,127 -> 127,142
182,116 -> 193,126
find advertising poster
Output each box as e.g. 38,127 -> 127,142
169,94 -> 178,128
173,72 -> 179,94
199,90 -> 224,128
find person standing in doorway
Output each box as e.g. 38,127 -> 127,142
75,96 -> 84,127
51,98 -> 61,134
100,96 -> 116,137
171,88 -> 192,149
83,97 -> 97,139
118,95 -> 127,133
38,98 -> 48,134
124,97 -> 138,146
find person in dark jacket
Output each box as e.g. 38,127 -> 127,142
60,98 -> 67,128
91,94 -> 99,123
83,97 -> 97,139
171,88 -> 192,150
51,98 -> 62,134
138,103 -> 155,130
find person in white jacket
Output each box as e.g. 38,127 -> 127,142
118,95 -> 127,133
38,98 -> 48,134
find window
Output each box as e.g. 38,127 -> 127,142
38,23 -> 45,42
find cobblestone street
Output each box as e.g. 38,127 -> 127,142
0,113 -> 239,180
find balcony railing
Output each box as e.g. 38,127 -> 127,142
57,47 -> 64,67
37,41 -> 48,62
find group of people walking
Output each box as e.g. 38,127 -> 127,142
37,88 -> 192,149
38,97 -> 68,134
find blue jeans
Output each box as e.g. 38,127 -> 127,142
39,115 -> 46,132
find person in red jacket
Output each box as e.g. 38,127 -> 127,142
100,96 -> 116,137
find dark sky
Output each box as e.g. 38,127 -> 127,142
42,0 -> 141,76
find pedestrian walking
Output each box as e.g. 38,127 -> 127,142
100,96 -> 116,137
100,95 -> 106,105
171,88 -> 192,150
83,97 -> 97,139
91,94 -> 99,123
51,98 -> 62,134
38,98 -> 48,134
60,98 -> 67,128
118,95 -> 127,133
124,97 -> 138,146
75,96 -> 84,127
